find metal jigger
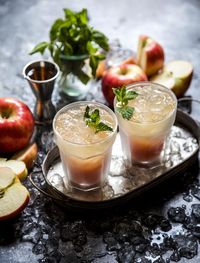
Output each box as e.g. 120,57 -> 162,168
23,60 -> 59,125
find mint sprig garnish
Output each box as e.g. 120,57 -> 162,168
113,86 -> 138,120
84,106 -> 113,133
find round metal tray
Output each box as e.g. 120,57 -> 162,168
30,109 -> 200,209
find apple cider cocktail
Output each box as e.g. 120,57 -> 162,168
53,101 -> 117,191
114,82 -> 177,167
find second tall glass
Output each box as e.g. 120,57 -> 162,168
114,82 -> 177,168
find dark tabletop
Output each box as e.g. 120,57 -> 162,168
1,0 -> 200,262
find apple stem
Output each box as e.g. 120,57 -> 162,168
1,110 -> 12,119
120,68 -> 128,75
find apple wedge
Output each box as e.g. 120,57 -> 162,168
0,167 -> 15,190
11,143 -> 38,170
150,60 -> 193,97
0,180 -> 29,221
0,158 -> 7,162
137,35 -> 164,76
0,160 -> 28,181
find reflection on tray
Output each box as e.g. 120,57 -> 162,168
46,124 -> 199,202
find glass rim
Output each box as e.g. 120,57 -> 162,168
22,59 -> 60,84
60,54 -> 89,61
53,101 -> 118,146
114,81 -> 177,125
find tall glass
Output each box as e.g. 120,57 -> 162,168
53,101 -> 117,191
114,82 -> 177,167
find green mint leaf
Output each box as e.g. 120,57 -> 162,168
90,109 -> 100,124
113,86 -> 138,120
112,87 -> 121,98
63,43 -> 73,55
78,8 -> 88,25
89,55 -> 99,77
86,119 -> 96,128
84,106 -> 113,133
112,86 -> 127,106
63,8 -> 77,23
95,53 -> 105,60
74,68 -> 90,84
87,41 -> 98,54
118,107 -> 134,120
84,105 -> 90,118
92,30 -> 109,51
50,19 -> 64,42
29,42 -> 49,55
95,122 -> 113,133
126,90 -> 138,100
53,48 -> 61,65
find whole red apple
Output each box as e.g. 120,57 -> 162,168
102,64 -> 147,107
0,98 -> 34,153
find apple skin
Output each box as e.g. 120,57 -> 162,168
0,98 -> 34,153
0,179 -> 30,221
102,64 -> 147,107
96,56 -> 136,79
137,35 -> 164,76
12,143 -> 38,170
0,194 -> 29,221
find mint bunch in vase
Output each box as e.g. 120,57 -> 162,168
30,8 -> 109,99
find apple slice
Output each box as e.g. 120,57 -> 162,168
11,143 -> 38,170
150,60 -> 193,97
137,35 -> 164,76
0,181 -> 29,221
0,158 -> 7,162
0,160 -> 28,181
0,167 -> 15,190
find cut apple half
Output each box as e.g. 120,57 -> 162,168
151,60 -> 193,97
0,167 -> 15,190
0,181 -> 29,221
0,160 -> 28,181
151,71 -> 175,89
166,60 -> 193,80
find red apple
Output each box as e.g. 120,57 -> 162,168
0,98 -> 34,153
96,56 -> 136,79
137,35 -> 164,76
102,64 -> 147,107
